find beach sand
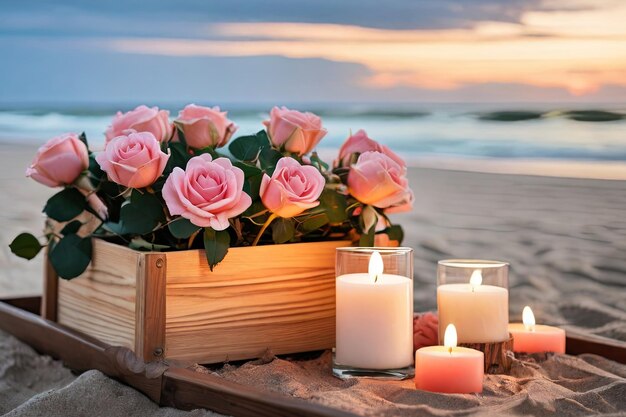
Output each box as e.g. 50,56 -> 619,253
1,142 -> 625,415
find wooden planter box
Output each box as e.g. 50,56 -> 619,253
42,239 -> 349,364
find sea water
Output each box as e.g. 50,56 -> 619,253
1,103 -> 625,162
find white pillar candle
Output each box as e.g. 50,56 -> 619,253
336,251 -> 413,370
438,270 -> 509,343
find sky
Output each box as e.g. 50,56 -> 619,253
1,0 -> 625,105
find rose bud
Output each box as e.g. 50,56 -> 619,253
105,105 -> 173,144
26,133 -> 89,187
263,106 -> 327,156
174,104 -> 237,149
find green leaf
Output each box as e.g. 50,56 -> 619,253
258,147 -> 282,172
9,233 -> 43,260
319,188 -> 348,224
164,141 -> 191,175
310,152 -> 329,171
234,162 -> 263,177
203,228 -> 230,271
359,226 -> 375,247
43,188 -> 87,222
50,234 -> 92,279
61,220 -> 82,235
118,190 -> 165,235
229,131 -> 269,161
300,213 -> 329,234
229,135 -> 261,161
383,225 -> 404,243
168,217 -> 201,239
173,121 -> 189,148
272,218 -> 295,244
129,237 -> 171,251
79,132 -> 89,149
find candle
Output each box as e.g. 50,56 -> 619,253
508,306 -> 566,353
335,251 -> 413,370
438,269 -> 509,343
415,324 -> 484,393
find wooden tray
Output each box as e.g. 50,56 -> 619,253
1,297 -> 625,417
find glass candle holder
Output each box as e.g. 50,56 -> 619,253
437,260 -> 509,344
333,247 -> 414,380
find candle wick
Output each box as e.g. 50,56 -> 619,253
448,347 -> 452,355
374,274 -> 378,283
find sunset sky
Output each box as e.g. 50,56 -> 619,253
1,0 -> 625,104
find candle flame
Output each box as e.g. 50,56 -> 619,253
368,251 -> 384,283
523,305 -> 536,331
444,324 -> 457,353
469,269 -> 482,290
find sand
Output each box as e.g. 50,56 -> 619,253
1,142 -> 626,416
214,350 -> 626,416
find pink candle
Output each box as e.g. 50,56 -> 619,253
415,324 -> 484,394
508,306 -> 566,354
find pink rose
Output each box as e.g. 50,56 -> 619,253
335,129 -> 405,168
105,105 -> 173,144
414,312 -> 439,351
175,104 -> 237,149
260,157 -> 325,218
162,154 -> 251,230
26,133 -> 88,187
262,106 -> 327,156
96,131 -> 169,188
348,151 -> 414,213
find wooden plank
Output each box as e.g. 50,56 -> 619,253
0,301 -> 165,404
2,296 -> 41,315
164,241 -> 349,363
135,253 -> 167,361
57,239 -> 139,350
161,367 -> 357,417
42,251 -> 58,321
566,330 -> 626,364
0,301 -> 353,417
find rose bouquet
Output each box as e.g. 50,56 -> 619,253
10,105 -> 413,278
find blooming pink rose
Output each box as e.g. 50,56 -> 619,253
414,312 -> 439,351
105,105 -> 173,144
260,157 -> 325,218
175,104 -> 237,149
348,151 -> 414,213
96,131 -> 169,188
162,154 -> 251,230
335,129 -> 405,168
262,106 -> 327,156
26,133 -> 88,187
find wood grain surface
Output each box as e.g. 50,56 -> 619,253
164,240 -> 349,363
56,239 -> 138,350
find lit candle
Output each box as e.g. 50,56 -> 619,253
438,269 -> 509,343
335,251 -> 413,370
508,306 -> 566,353
415,324 -> 484,393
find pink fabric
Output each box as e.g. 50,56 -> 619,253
175,104 -> 237,149
348,151 -> 414,213
105,105 -> 173,144
25,133 -> 88,187
96,131 -> 169,188
259,157 -> 325,218
262,107 -> 327,156
162,154 -> 252,230
414,312 -> 439,351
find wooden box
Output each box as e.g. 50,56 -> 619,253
42,239 -> 349,364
